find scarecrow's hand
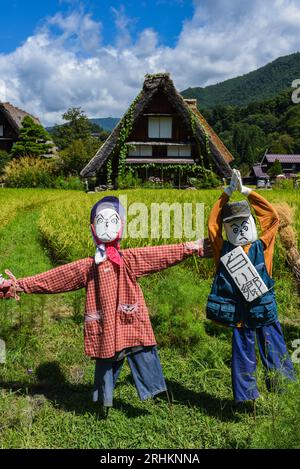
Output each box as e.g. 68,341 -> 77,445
0,279 -> 14,299
234,169 -> 252,196
0,272 -> 22,300
184,238 -> 213,258
223,169 -> 240,197
201,238 -> 213,258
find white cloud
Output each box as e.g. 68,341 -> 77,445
1,0 -> 300,126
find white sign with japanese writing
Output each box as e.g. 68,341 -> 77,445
221,246 -> 269,302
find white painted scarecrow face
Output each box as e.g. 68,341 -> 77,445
94,208 -> 122,243
224,216 -> 258,246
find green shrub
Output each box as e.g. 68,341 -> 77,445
273,178 -> 294,190
3,157 -> 56,188
117,171 -> 141,189
142,179 -> 175,189
189,171 -> 221,189
0,150 -> 11,176
53,176 -> 85,191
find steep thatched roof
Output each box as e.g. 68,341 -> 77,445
0,102 -> 41,131
80,73 -> 233,178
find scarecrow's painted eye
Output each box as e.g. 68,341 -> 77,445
96,215 -> 104,224
110,215 -> 119,224
243,226 -> 248,231
233,227 -> 238,234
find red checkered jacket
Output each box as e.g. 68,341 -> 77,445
17,243 -> 197,359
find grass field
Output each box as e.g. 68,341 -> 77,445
0,187 -> 299,449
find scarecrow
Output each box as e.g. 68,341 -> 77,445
0,196 -> 211,408
207,169 -> 295,403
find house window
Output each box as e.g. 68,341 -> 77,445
0,125 -> 3,137
167,145 -> 191,157
148,117 -> 172,139
128,144 -> 152,157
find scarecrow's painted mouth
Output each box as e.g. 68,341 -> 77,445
99,232 -> 113,239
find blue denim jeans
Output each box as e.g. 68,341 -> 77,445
232,320 -> 295,402
93,346 -> 167,407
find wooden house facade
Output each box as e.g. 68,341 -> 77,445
261,153 -> 300,176
0,102 -> 41,153
81,73 -> 234,186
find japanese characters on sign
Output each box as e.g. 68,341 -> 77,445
221,246 -> 269,302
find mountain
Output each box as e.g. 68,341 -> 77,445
200,88 -> 300,170
89,117 -> 119,132
181,52 -> 300,108
46,117 -> 120,134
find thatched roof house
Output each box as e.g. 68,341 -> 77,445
0,102 -> 41,152
81,73 -> 233,186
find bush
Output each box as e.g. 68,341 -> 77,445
273,178 -> 294,190
53,175 -> 85,191
268,158 -> 283,177
141,176 -> 175,189
0,150 -> 11,177
3,157 -> 56,188
117,171 -> 142,189
189,171 -> 221,189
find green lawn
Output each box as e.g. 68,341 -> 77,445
0,188 -> 299,449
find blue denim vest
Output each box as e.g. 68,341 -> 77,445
206,239 -> 278,329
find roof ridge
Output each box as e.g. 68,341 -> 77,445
192,108 -> 234,164
1,101 -> 40,120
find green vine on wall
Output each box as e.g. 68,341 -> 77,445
129,162 -> 208,177
106,158 -> 112,186
117,92 -> 143,180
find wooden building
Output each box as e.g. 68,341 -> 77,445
0,102 -> 41,152
260,152 -> 300,176
81,73 -> 234,186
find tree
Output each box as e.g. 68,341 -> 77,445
269,134 -> 294,154
231,123 -> 266,167
51,107 -> 94,149
268,158 -> 283,177
58,137 -> 101,176
238,163 -> 250,177
11,116 -> 53,157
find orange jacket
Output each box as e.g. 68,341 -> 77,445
208,191 -> 279,276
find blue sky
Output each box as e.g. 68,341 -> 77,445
0,0 -> 300,125
0,0 -> 194,53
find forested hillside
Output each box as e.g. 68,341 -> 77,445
201,89 -> 300,172
182,52 -> 300,109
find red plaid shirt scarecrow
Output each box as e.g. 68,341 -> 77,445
12,242 -> 203,358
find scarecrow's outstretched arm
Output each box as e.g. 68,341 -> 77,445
208,192 -> 229,267
122,240 -> 210,278
247,191 -> 279,276
12,258 -> 90,296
